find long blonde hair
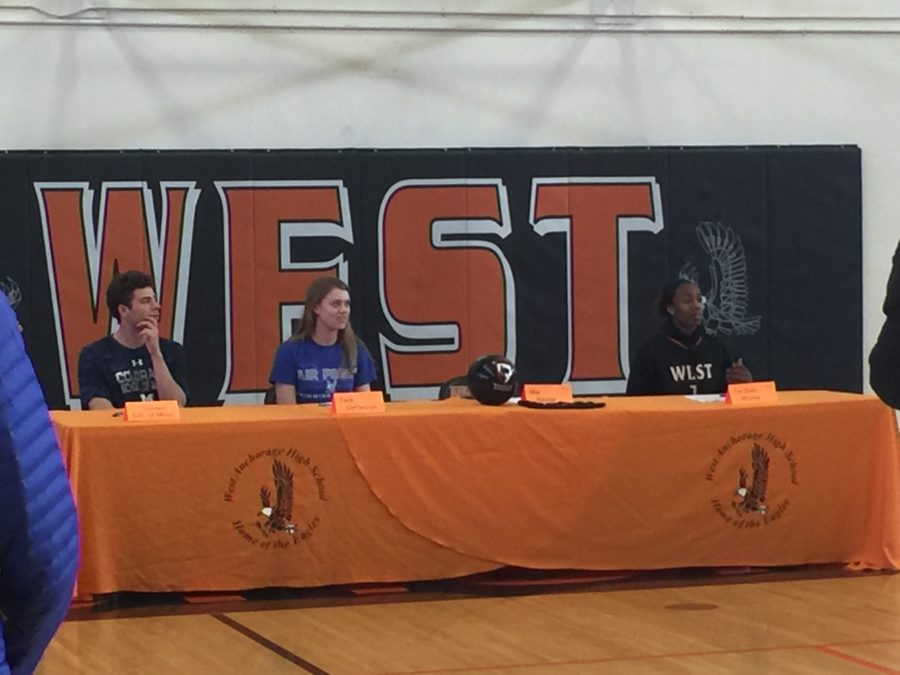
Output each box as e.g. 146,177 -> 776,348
290,277 -> 359,370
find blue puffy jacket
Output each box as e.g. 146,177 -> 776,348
0,294 -> 78,674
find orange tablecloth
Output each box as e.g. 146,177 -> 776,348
52,391 -> 900,596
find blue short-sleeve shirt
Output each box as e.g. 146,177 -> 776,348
269,338 -> 377,403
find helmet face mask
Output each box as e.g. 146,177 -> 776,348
467,354 -> 518,405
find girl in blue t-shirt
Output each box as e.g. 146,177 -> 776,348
269,277 -> 377,403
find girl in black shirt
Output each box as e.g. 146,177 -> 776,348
626,279 -> 752,395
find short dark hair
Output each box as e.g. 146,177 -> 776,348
656,278 -> 699,319
106,270 -> 154,321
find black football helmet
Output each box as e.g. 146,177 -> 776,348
466,354 -> 518,405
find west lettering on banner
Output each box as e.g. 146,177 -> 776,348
530,178 -> 663,394
35,181 -> 198,408
215,181 -> 354,403
377,179 -> 516,400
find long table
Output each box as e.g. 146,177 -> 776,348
51,391 -> 900,596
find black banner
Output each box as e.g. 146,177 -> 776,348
0,146 -> 861,408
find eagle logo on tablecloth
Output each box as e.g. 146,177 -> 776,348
680,221 -> 761,336
734,443 -> 769,515
258,459 -> 297,535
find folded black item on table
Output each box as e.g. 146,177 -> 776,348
517,399 -> 605,410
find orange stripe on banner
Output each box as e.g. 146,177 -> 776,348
814,645 -> 900,675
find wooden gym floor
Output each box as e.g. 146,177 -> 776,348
37,565 -> 900,674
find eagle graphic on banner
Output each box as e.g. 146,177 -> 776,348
734,443 -> 769,515
680,221 -> 761,336
258,459 -> 297,535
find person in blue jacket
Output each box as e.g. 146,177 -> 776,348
270,277 -> 377,404
0,291 -> 79,674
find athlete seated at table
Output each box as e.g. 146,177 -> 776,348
626,278 -> 752,395
269,276 -> 377,404
870,239 -> 900,408
78,270 -> 188,410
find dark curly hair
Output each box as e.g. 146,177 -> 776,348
106,270 -> 154,321
656,278 -> 700,319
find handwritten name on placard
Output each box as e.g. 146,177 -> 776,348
123,400 -> 181,422
725,381 -> 778,406
521,384 -> 574,404
331,391 -> 386,415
